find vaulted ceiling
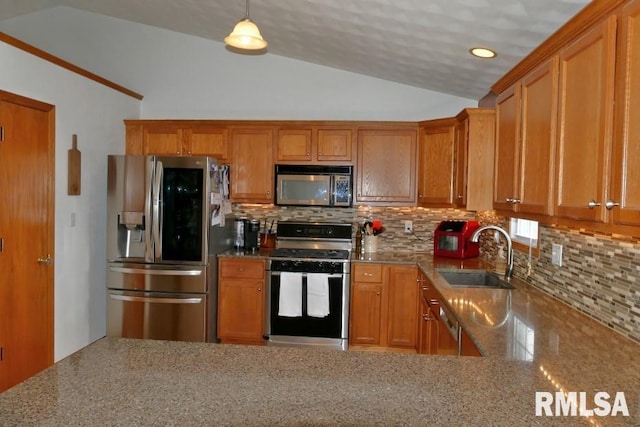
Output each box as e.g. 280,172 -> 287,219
0,0 -> 591,99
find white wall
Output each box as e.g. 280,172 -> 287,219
0,6 -> 476,120
0,41 -> 141,361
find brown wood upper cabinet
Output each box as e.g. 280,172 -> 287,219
356,127 -> 418,205
611,0 -> 640,228
455,109 -> 495,211
554,16 -> 617,223
229,127 -> 274,203
124,121 -> 229,160
418,118 -> 457,207
276,126 -> 354,163
494,57 -> 559,216
417,109 -> 494,211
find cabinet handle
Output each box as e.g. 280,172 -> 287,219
587,199 -> 601,209
307,152 -> 310,155
457,195 -> 464,199
418,193 -> 423,198
511,198 -> 521,204
429,299 -> 439,306
505,198 -> 513,203
605,200 -> 620,210
257,288 -> 261,292
363,273 -> 373,277
376,292 -> 381,296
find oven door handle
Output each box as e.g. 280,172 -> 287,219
270,271 -> 344,279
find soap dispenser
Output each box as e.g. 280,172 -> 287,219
495,245 -> 507,275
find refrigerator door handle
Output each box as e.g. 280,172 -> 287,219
109,266 -> 204,276
153,160 -> 163,260
109,294 -> 203,304
144,157 -> 154,262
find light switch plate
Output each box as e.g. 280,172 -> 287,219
551,243 -> 563,267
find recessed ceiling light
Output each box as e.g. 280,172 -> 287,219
469,47 -> 497,59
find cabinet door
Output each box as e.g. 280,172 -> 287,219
518,57 -> 559,216
555,16 -> 616,222
218,259 -> 265,343
188,125 -> 229,160
386,266 -> 418,349
453,119 -> 468,208
349,282 -> 384,346
418,123 -> 455,206
317,128 -> 353,162
230,128 -> 274,203
493,85 -> 520,211
418,303 -> 439,355
276,128 -> 312,162
143,124 -> 183,155
611,0 -> 640,227
356,129 -> 417,205
218,278 -> 264,342
464,109 -> 496,212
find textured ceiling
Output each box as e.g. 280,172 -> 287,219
1,0 -> 591,99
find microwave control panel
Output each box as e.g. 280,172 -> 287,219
333,175 -> 352,206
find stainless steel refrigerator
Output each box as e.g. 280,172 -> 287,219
106,155 -> 233,343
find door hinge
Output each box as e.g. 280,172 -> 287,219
0,347 -> 4,361
0,125 -> 4,141
0,238 -> 4,252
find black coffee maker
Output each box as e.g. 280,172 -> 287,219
243,219 -> 260,252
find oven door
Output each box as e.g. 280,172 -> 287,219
266,271 -> 348,348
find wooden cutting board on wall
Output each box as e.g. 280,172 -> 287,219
68,134 -> 81,195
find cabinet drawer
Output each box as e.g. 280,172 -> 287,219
352,264 -> 383,282
220,259 -> 265,279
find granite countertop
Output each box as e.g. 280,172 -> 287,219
1,252 -> 638,425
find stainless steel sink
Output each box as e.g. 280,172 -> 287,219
437,269 -> 514,289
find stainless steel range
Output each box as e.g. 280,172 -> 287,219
265,221 -> 352,350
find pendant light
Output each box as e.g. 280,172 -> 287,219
224,0 -> 268,50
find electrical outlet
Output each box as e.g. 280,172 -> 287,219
404,221 -> 413,234
551,243 -> 563,267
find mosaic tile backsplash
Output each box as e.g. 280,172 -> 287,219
232,204 -> 639,343
232,204 -> 475,252
476,212 -> 639,344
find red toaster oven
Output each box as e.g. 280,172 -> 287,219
433,220 -> 480,259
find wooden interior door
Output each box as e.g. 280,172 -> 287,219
0,90 -> 55,392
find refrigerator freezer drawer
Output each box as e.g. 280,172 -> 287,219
107,262 -> 208,293
107,290 -> 206,342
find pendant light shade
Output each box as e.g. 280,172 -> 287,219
225,0 -> 267,50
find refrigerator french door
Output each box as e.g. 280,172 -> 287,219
106,155 -> 233,343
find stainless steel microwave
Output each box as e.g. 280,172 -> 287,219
275,165 -> 353,207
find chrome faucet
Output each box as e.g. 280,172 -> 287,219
470,225 -> 514,280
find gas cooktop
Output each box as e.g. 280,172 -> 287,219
269,248 -> 350,260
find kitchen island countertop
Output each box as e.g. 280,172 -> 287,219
1,253 -> 638,426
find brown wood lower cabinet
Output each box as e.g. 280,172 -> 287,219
417,272 -> 480,356
217,258 -> 266,345
349,263 -> 418,351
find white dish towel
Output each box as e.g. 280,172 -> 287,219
278,272 -> 303,317
306,273 -> 330,318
